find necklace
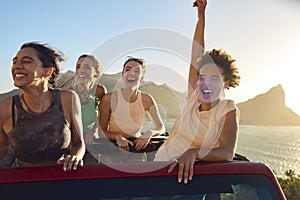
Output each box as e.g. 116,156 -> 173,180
21,93 -> 50,114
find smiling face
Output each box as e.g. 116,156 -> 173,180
11,47 -> 49,89
75,57 -> 96,86
122,60 -> 144,89
196,63 -> 225,103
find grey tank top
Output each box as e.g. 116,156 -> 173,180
8,89 -> 71,165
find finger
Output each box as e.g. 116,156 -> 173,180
66,155 -> 76,171
183,163 -> 190,184
167,160 -> 178,173
128,140 -> 134,146
142,142 -> 148,149
193,1 -> 198,7
72,158 -> 79,170
178,163 -> 185,183
124,144 -> 129,151
189,163 -> 194,181
63,155 -> 72,171
78,159 -> 84,167
135,140 -> 141,150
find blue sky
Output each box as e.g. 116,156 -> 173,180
1,0 -> 300,115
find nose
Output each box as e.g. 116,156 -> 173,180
78,67 -> 86,73
13,60 -> 23,69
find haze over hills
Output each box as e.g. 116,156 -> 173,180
1,72 -> 299,126
237,84 -> 300,126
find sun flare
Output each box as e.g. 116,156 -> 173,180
277,44 -> 300,116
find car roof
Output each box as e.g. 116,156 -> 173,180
0,161 -> 275,184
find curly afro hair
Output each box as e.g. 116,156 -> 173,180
197,49 -> 240,89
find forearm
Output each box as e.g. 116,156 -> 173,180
191,147 -> 235,161
144,124 -> 166,138
191,17 -> 205,62
0,144 -> 9,161
70,142 -> 86,160
189,11 -> 206,96
101,129 -> 124,141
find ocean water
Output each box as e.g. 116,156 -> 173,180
237,125 -> 300,176
161,120 -> 300,176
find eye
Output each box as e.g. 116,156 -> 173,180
12,59 -> 17,65
210,77 -> 220,82
22,59 -> 32,64
199,77 -> 205,82
124,67 -> 131,72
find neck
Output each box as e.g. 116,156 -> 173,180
199,98 -> 220,112
121,88 -> 138,103
21,90 -> 52,113
77,83 -> 93,94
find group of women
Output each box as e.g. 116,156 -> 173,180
0,0 -> 240,183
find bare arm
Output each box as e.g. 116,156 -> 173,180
0,98 -> 13,161
188,0 -> 207,98
135,94 -> 166,150
0,127 -> 9,161
59,90 -> 85,171
143,94 -> 165,137
96,84 -> 107,102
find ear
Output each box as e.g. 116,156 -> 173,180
44,68 -> 54,78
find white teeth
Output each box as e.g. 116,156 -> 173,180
202,89 -> 213,95
128,78 -> 135,81
15,74 -> 26,78
78,75 -> 86,79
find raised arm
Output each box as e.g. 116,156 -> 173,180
188,0 -> 207,98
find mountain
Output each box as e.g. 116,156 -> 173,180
237,85 -> 300,126
1,72 -> 299,126
0,89 -> 21,101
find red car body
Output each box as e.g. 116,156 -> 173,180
0,161 -> 286,200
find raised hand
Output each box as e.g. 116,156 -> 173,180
193,0 -> 207,18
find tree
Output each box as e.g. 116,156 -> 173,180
277,170 -> 300,200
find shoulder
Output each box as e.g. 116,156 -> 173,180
59,89 -> 78,99
101,91 -> 114,104
140,91 -> 156,110
96,84 -> 106,93
219,99 -> 239,115
0,97 -> 13,120
140,92 -> 155,103
96,85 -> 107,99
58,89 -> 80,109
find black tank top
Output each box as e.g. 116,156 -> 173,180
8,89 -> 71,165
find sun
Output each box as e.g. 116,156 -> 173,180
277,45 -> 300,116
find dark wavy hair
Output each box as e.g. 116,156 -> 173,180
122,57 -> 146,75
198,49 -> 240,89
20,42 -> 65,88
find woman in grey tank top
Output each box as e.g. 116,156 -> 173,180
0,42 -> 85,171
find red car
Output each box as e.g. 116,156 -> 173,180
0,160 -> 286,200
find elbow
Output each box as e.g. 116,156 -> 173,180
224,148 -> 235,161
158,124 -> 166,135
